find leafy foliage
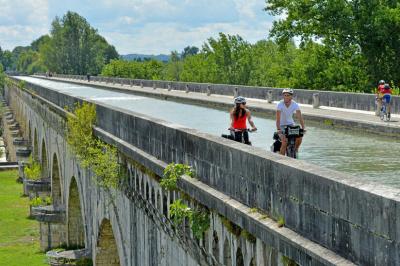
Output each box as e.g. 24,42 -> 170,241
66,102 -> 120,188
169,199 -> 210,240
40,11 -> 118,74
190,208 -> 210,240
30,196 -> 52,207
265,0 -> 400,88
160,163 -> 194,190
101,32 -> 372,92
101,59 -> 164,79
0,64 -> 5,89
25,155 -> 42,180
0,12 -> 118,75
169,199 -> 192,226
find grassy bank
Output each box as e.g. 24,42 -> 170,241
0,170 -> 47,266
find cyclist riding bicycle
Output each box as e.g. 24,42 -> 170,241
376,80 -> 386,116
276,89 -> 305,155
378,83 -> 392,119
229,96 -> 257,144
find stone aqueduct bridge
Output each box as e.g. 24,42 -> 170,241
4,77 -> 400,266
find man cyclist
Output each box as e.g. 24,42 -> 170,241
276,89 -> 305,155
379,83 -> 392,119
229,96 -> 257,144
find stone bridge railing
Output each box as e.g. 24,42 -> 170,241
45,73 -> 400,114
7,76 -> 400,265
5,76 -> 352,266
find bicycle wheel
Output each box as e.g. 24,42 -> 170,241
286,145 -> 296,158
380,106 -> 386,121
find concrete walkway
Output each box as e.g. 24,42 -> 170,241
36,76 -> 400,137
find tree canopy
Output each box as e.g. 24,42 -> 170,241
0,11 -> 118,75
41,11 -> 118,74
265,0 -> 400,86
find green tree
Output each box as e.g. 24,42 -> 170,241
1,50 -> 13,70
203,33 -> 252,85
41,11 -> 118,74
248,40 -> 296,88
164,51 -> 182,81
181,46 -> 199,59
180,53 -> 218,83
265,0 -> 400,87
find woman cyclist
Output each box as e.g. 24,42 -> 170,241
229,96 -> 257,144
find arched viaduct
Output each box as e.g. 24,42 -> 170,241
3,77 -> 399,266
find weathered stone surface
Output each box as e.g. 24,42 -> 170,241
46,248 -> 92,266
9,77 -> 392,265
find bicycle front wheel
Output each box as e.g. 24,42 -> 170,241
286,145 -> 296,159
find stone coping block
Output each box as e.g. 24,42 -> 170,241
16,147 -> 31,156
13,137 -> 29,146
46,248 -> 91,266
24,178 -> 51,193
31,205 -> 65,223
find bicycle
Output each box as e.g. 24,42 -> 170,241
271,125 -> 304,158
221,128 -> 256,145
379,98 -> 391,121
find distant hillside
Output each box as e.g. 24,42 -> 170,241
121,54 -> 170,62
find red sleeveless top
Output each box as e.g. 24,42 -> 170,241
233,112 -> 247,129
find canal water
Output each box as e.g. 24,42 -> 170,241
17,77 -> 400,187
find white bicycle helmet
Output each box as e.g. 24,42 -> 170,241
234,96 -> 246,104
282,88 -> 294,95
379,80 -> 385,85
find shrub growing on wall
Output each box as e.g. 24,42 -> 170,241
66,102 -> 120,188
25,155 -> 42,180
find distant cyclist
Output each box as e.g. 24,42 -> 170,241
276,89 -> 305,155
379,83 -> 392,119
376,80 -> 385,116
229,96 -> 257,144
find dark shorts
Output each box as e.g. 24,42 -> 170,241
382,94 -> 391,104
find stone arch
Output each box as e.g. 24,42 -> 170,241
95,219 -> 121,266
140,178 -> 144,196
33,128 -> 39,160
163,193 -> 168,217
41,139 -> 48,178
236,247 -> 244,266
249,257 -> 255,266
150,187 -> 155,205
135,170 -> 139,191
28,120 -> 31,142
224,238 -> 232,265
157,190 -> 162,211
51,153 -> 62,206
212,231 -> 219,261
67,177 -> 85,248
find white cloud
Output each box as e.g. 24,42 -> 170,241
0,0 -> 277,54
0,0 -> 49,50
103,18 -> 273,55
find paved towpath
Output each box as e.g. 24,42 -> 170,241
35,76 -> 400,137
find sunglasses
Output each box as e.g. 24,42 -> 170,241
283,94 -> 292,97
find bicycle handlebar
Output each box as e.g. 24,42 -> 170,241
228,128 -> 257,133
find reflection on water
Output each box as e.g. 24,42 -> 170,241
18,77 -> 400,187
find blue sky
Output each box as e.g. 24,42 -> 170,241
0,0 -> 277,55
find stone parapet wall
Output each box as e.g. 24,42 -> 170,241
53,74 -> 400,114
8,77 -> 384,265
